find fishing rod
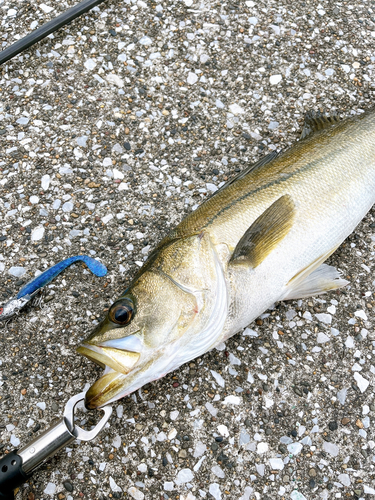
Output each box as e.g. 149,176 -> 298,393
0,0 -> 108,66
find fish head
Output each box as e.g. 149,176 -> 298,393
77,232 -> 220,409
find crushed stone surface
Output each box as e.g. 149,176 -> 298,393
1,0 -> 375,499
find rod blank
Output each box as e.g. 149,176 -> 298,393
0,0 -> 107,66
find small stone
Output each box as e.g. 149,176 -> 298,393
128,487 -> 144,500
209,483 -> 222,500
63,481 -> 73,492
8,266 -> 26,277
41,174 -> 51,190
229,104 -> 244,115
106,74 -> 124,88
341,417 -> 350,425
175,468 -> 194,485
269,74 -> 282,85
328,421 -> 338,431
31,226 -> 45,242
308,468 -> 317,477
287,442 -> 302,455
84,58 -> 97,70
211,465 -> 225,478
290,491 -> 307,500
39,3 -> 54,13
356,419 -> 364,429
44,483 -> 56,496
354,372 -> 369,393
323,441 -> 339,457
139,35 -> 153,45
337,388 -> 348,405
187,72 -> 198,85
316,313 -> 332,325
317,332 -> 330,343
257,442 -> 269,453
269,458 -> 284,470
338,474 -> 350,487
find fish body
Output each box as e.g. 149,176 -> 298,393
78,110 -> 375,408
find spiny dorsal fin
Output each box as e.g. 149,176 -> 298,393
300,111 -> 340,140
230,194 -> 295,268
212,151 -> 278,197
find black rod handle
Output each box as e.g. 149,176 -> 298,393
0,450 -> 29,499
0,0 -> 107,66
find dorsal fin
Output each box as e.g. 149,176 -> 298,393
300,111 -> 340,140
212,151 -> 278,198
229,194 -> 295,268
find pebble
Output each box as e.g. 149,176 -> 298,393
269,74 -> 282,85
323,442 -> 339,457
290,491 -> 307,500
287,443 -> 302,455
84,59 -> 97,70
43,483 -> 56,496
8,266 -> 26,277
337,388 -> 348,405
229,104 -> 245,115
257,442 -> 268,454
63,481 -> 73,492
109,476 -> 122,492
209,483 -> 222,500
31,226 -> 45,242
211,465 -> 225,478
338,474 -> 350,486
328,421 -> 338,431
128,487 -> 144,500
354,372 -> 369,392
269,458 -> 284,470
187,72 -> 198,85
315,313 -> 332,325
175,468 -> 194,485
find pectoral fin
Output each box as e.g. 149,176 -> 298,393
230,194 -> 295,268
282,263 -> 349,300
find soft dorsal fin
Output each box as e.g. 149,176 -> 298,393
300,111 -> 340,140
211,151 -> 278,198
230,194 -> 295,268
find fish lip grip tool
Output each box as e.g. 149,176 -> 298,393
0,392 -> 112,499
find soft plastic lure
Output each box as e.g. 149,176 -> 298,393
0,255 -> 107,321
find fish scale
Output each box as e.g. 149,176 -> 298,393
78,110 -> 375,408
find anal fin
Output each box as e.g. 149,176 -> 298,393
283,263 -> 348,301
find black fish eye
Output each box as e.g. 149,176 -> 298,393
108,299 -> 134,325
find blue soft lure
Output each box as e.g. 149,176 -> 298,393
0,256 -> 107,321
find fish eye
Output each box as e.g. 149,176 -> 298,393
108,298 -> 134,326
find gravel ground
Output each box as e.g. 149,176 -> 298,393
1,0 -> 375,499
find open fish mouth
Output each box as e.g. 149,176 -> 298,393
77,336 -> 142,409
